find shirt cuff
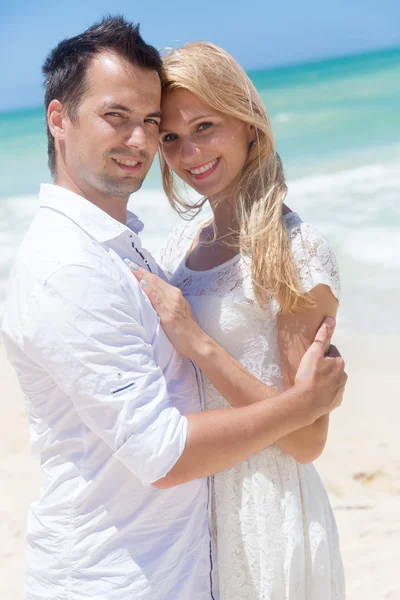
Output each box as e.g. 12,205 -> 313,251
114,410 -> 188,485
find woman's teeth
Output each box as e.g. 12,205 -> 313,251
189,159 -> 218,175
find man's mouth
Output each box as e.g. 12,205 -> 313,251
187,158 -> 219,179
112,158 -> 143,172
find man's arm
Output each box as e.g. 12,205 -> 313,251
154,384 -> 316,489
24,263 -> 189,486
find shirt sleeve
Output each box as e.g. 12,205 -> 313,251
23,262 -> 188,485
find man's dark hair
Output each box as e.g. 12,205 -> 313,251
42,15 -> 163,175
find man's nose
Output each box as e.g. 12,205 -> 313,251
126,125 -> 147,150
180,138 -> 201,164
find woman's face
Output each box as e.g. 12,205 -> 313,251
160,88 -> 255,199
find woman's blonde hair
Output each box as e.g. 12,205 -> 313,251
160,42 -> 312,313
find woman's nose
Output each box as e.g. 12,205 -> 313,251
180,138 -> 201,164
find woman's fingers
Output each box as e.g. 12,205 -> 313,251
123,259 -> 201,358
123,260 -> 177,317
123,261 -> 164,313
124,260 -> 162,301
124,260 -> 151,286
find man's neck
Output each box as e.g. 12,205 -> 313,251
54,172 -> 128,224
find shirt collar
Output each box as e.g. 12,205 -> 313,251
39,183 -> 144,243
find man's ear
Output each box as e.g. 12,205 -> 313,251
47,99 -> 66,141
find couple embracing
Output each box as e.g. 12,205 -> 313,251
2,15 -> 346,600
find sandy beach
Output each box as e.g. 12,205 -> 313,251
1,332 -> 399,600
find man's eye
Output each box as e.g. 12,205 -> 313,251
145,118 -> 160,126
197,122 -> 212,132
162,133 -> 178,143
106,112 -> 123,118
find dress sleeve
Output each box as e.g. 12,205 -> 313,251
286,214 -> 341,301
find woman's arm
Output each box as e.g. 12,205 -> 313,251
276,283 -> 339,463
125,262 -> 344,465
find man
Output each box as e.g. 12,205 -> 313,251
2,16 -> 346,600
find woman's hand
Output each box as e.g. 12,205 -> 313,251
124,261 -> 205,359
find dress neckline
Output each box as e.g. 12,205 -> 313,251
181,211 -> 298,275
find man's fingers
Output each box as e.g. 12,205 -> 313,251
312,316 -> 336,356
326,344 -> 341,359
324,345 -> 346,375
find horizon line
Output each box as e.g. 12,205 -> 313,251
1,43 -> 399,116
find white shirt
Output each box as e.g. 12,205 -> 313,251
2,184 -> 214,600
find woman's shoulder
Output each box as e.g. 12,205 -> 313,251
159,214 -> 207,278
284,212 -> 341,300
284,211 -> 329,247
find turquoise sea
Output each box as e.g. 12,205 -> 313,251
1,47 -> 399,333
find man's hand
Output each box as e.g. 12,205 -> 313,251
294,316 -> 347,421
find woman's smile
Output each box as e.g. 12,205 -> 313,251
186,157 -> 220,180
160,88 -> 253,199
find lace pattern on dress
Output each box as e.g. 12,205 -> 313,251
160,212 -> 340,309
159,211 -> 345,600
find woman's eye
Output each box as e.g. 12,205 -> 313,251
162,133 -> 178,143
197,122 -> 212,132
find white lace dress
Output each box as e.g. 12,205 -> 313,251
160,212 -> 345,600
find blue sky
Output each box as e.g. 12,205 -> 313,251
1,0 -> 399,112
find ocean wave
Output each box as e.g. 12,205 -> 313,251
342,228 -> 400,269
0,162 -> 399,333
287,158 -> 400,228
289,159 -> 400,198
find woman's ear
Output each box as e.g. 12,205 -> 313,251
47,99 -> 66,141
249,125 -> 257,144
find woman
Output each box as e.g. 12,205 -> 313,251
145,42 -> 344,598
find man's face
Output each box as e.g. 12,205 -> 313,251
61,52 -> 161,200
